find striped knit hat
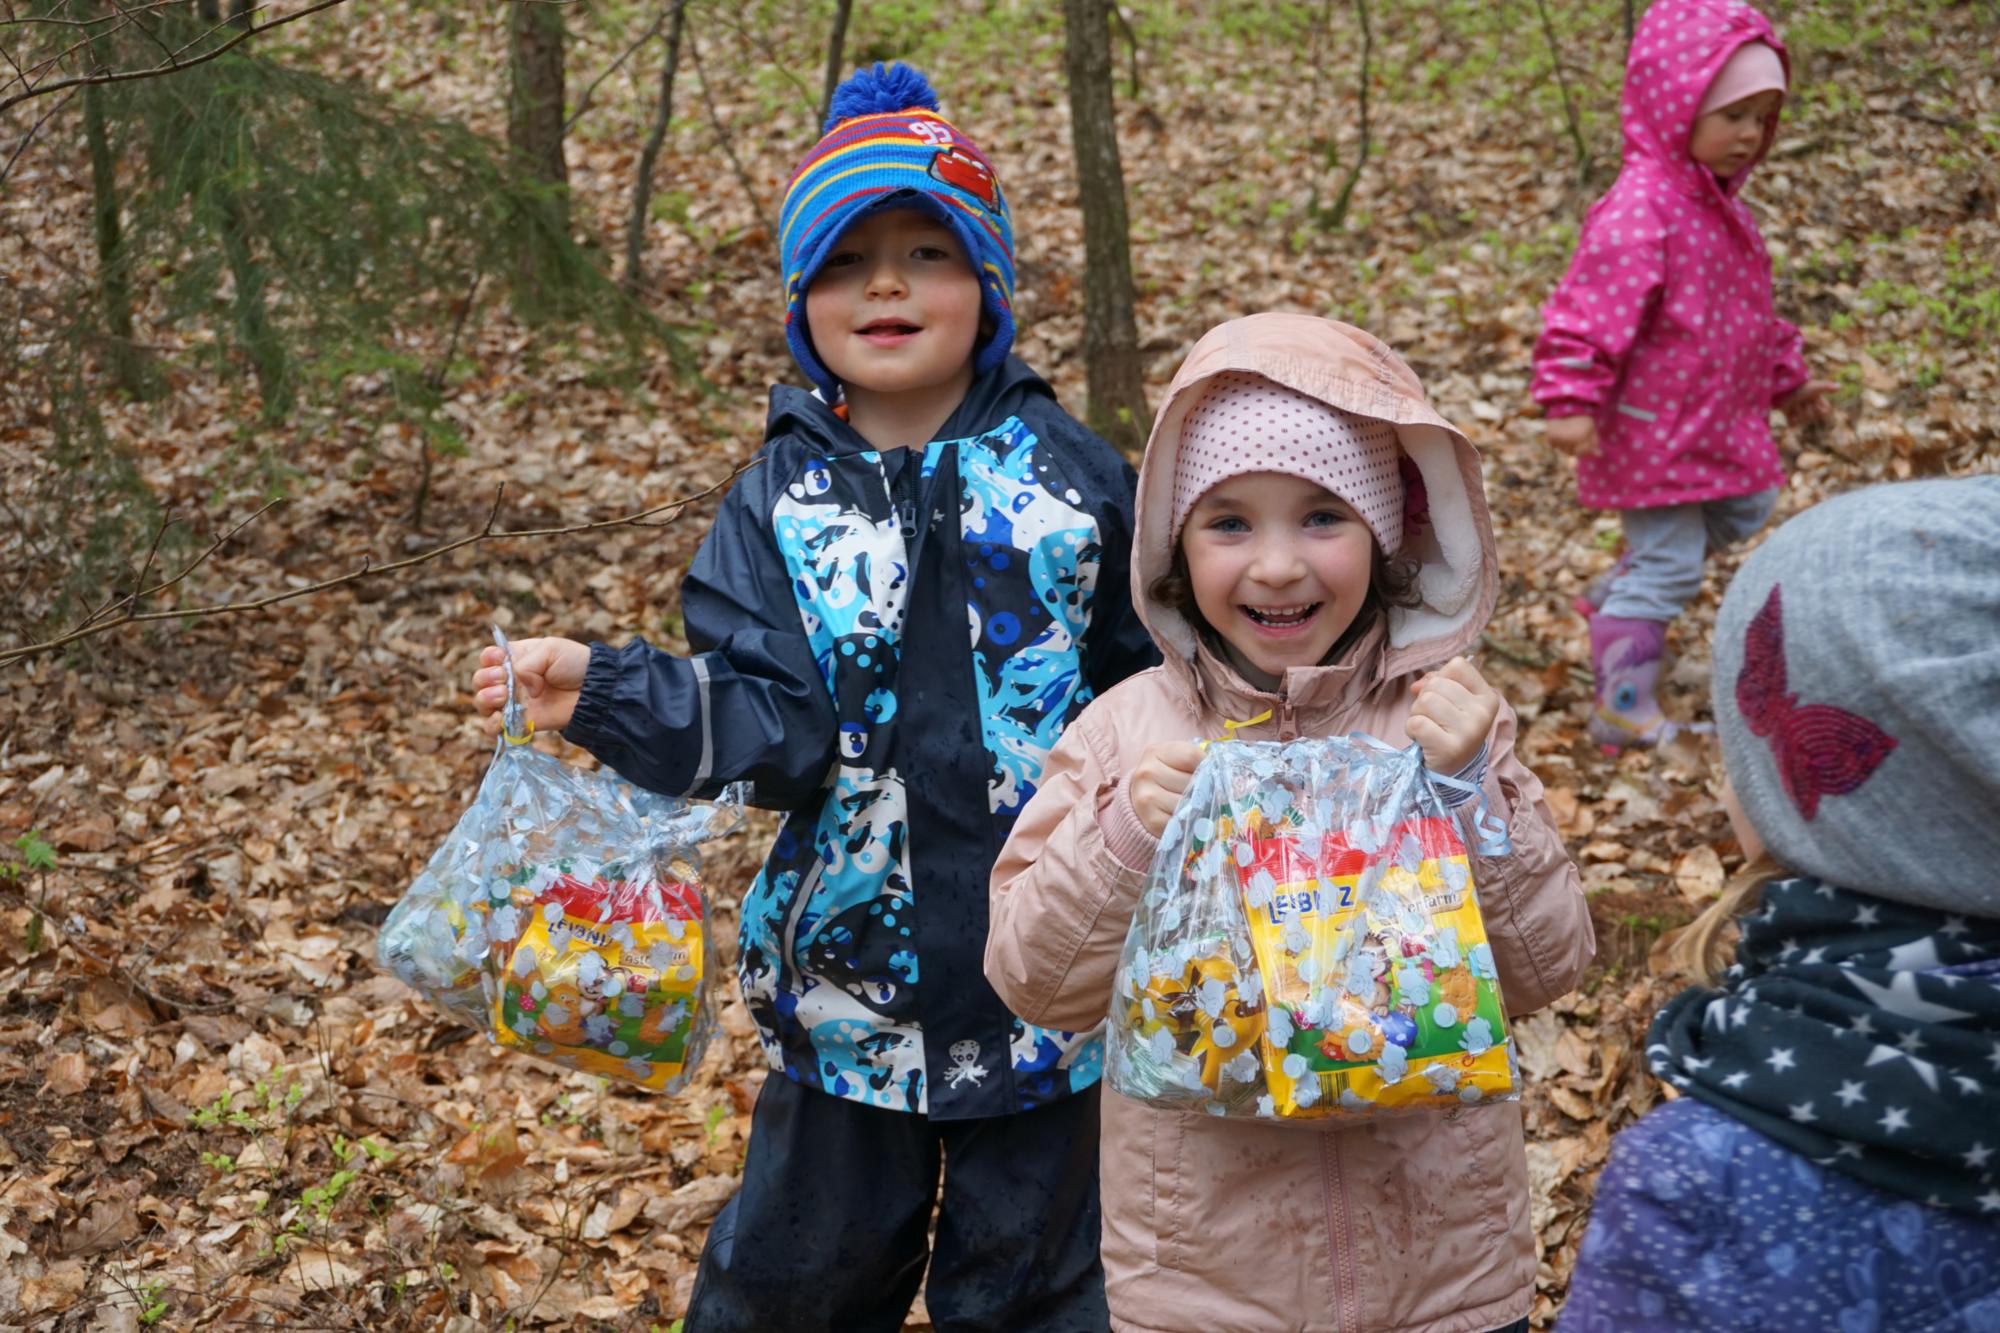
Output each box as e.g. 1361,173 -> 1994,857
779,63 -> 1015,400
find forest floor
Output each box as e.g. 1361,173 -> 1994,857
1,0 -> 1995,1327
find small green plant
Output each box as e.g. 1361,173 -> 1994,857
136,1278 -> 169,1326
2,830 -> 56,954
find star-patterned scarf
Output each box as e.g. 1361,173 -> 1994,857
1648,874 -> 2000,1213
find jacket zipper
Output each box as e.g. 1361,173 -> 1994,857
1321,1133 -> 1350,1333
1277,683 -> 1298,740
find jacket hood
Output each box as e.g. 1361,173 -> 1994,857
1624,0 -> 1790,201
765,353 -> 1056,454
1132,314 -> 1498,715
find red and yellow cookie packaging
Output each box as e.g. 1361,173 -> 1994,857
1108,736 -> 1518,1122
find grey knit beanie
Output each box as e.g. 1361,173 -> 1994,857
1712,476 -> 2000,916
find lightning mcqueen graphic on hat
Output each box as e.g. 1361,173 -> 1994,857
928,145 -> 999,209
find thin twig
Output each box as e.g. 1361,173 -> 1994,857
685,19 -> 775,238
78,511 -> 179,633
0,461 -> 758,668
0,0 -> 206,29
0,0 -> 354,114
705,1 -> 813,122
0,84 -> 75,188
1323,0 -> 1372,230
562,5 -> 667,136
1531,0 -> 1591,181
1108,2 -> 1141,99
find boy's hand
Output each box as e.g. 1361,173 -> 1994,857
1545,415 -> 1599,457
472,636 -> 592,736
1407,657 -> 1501,776
1128,741 -> 1204,839
1778,379 -> 1835,425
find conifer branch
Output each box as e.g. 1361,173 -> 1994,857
0,0 -> 353,113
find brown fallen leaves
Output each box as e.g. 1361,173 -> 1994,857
3,0 -> 1996,1329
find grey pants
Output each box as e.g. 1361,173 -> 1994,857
1600,489 -> 1778,623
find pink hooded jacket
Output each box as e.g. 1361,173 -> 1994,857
1531,0 -> 1812,511
987,315 -> 1594,1333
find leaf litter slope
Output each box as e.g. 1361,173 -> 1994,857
0,0 -> 1992,1326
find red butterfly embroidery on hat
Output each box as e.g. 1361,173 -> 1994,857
1736,584 -> 1897,820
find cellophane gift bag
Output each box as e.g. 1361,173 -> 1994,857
1106,736 -> 1517,1121
377,629 -> 743,1094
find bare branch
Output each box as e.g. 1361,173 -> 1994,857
704,2 -> 812,123
0,0 -> 210,30
0,462 -> 758,669
0,0 -> 354,115
563,4 -> 666,136
0,84 -> 73,188
685,18 -> 774,239
1531,0 -> 1591,180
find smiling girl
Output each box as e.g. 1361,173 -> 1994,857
986,313 -> 1593,1333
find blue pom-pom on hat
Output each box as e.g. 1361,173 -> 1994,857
824,61 -> 939,130
779,62 -> 1015,401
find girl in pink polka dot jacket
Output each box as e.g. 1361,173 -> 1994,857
1530,0 -> 1834,752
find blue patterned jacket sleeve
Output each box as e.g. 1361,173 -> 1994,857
563,452 -> 837,808
1029,402 -> 1157,696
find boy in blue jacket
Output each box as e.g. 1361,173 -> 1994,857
472,63 -> 1152,1332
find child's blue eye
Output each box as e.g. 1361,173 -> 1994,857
1208,516 -> 1250,535
1305,510 -> 1349,529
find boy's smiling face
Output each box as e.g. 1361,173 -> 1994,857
1689,89 -> 1781,177
804,206 -> 984,437
1180,472 -> 1377,692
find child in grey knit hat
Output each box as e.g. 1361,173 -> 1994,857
1561,475 -> 2000,1330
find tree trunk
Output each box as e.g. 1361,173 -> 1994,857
818,0 -> 855,129
623,1 -> 687,293
508,0 -> 571,322
84,81 -> 148,397
1061,0 -> 1148,455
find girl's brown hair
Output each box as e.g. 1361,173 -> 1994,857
1148,540 -> 1423,670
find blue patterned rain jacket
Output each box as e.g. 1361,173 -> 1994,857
565,356 -> 1155,1118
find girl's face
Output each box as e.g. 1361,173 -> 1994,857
1181,472 -> 1375,692
1689,90 -> 1781,177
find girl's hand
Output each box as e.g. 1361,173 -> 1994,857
1778,379 -> 1835,425
1408,657 -> 1501,776
1128,741 -> 1204,839
472,636 -> 592,736
1545,415 -> 1599,457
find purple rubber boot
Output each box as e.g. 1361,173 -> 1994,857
1586,613 -> 1669,752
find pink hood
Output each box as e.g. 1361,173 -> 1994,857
1622,0 -> 1789,211
1531,0 -> 1812,511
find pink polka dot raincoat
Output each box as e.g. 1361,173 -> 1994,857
1531,0 -> 1813,512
